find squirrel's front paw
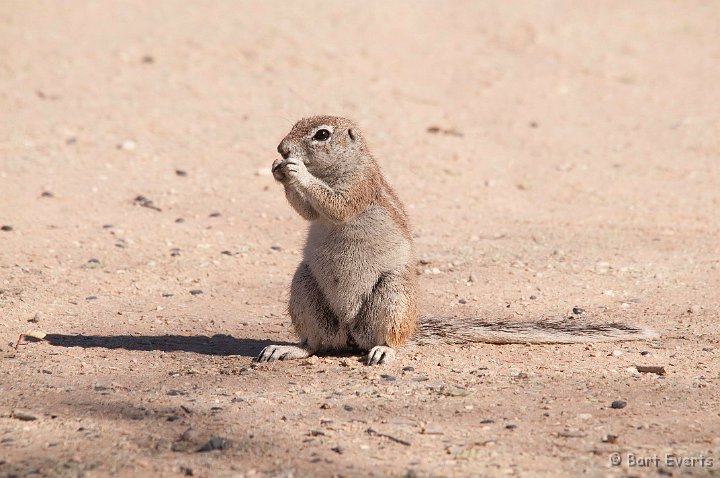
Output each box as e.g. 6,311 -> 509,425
271,157 -> 310,185
284,158 -> 311,186
271,158 -> 286,182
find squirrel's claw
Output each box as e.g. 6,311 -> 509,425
366,345 -> 396,365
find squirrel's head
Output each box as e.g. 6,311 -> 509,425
277,116 -> 370,180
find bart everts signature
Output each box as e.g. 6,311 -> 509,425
609,452 -> 714,468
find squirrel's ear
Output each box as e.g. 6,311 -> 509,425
348,128 -> 356,141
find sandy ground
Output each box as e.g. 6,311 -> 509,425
1,1 -> 720,477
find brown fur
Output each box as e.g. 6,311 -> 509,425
385,268 -> 419,346
375,172 -> 412,241
302,169 -> 377,223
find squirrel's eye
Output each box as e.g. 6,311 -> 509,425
313,129 -> 331,141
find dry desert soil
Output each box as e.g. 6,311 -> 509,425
1,1 -> 719,477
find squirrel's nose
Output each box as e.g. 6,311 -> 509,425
277,141 -> 291,159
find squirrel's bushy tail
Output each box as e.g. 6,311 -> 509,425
412,316 -> 658,345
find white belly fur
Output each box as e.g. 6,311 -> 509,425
304,205 -> 410,322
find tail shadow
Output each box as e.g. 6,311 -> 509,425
44,333 -> 289,357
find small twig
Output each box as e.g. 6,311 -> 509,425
14,334 -> 27,350
133,195 -> 162,212
366,428 -> 411,447
14,331 -> 47,350
635,365 -> 666,375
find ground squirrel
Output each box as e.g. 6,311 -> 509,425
256,116 -> 656,365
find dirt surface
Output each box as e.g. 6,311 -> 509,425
1,1 -> 719,477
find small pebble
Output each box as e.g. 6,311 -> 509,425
610,400 -> 627,409
162,293 -> 174,297
209,212 -> 221,218
270,245 -> 282,251
102,224 -> 113,229
480,418 -> 495,424
423,423 -> 444,435
505,424 -> 518,430
468,272 -> 477,282
331,446 -> 345,454
688,305 -> 701,314
118,139 -> 137,151
175,169 -> 187,177
458,298 -> 467,304
40,191 -> 54,198
595,261 -> 611,274
1,225 -> 13,232
343,405 -> 354,412
29,312 -> 42,323
640,350 -> 650,356
602,434 -> 619,444
302,356 -> 319,365
175,218 -> 185,223
402,366 -> 415,372
380,374 -> 396,381
529,295 -> 537,300
221,250 -> 232,256
85,296 -> 98,301
197,436 -> 229,452
572,307 -> 584,315
141,55 -> 155,64
12,410 -> 37,421
189,289 -> 204,295
610,350 -> 623,357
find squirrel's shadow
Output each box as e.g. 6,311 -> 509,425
44,333 -> 285,357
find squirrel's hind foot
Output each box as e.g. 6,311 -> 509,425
255,344 -> 312,362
